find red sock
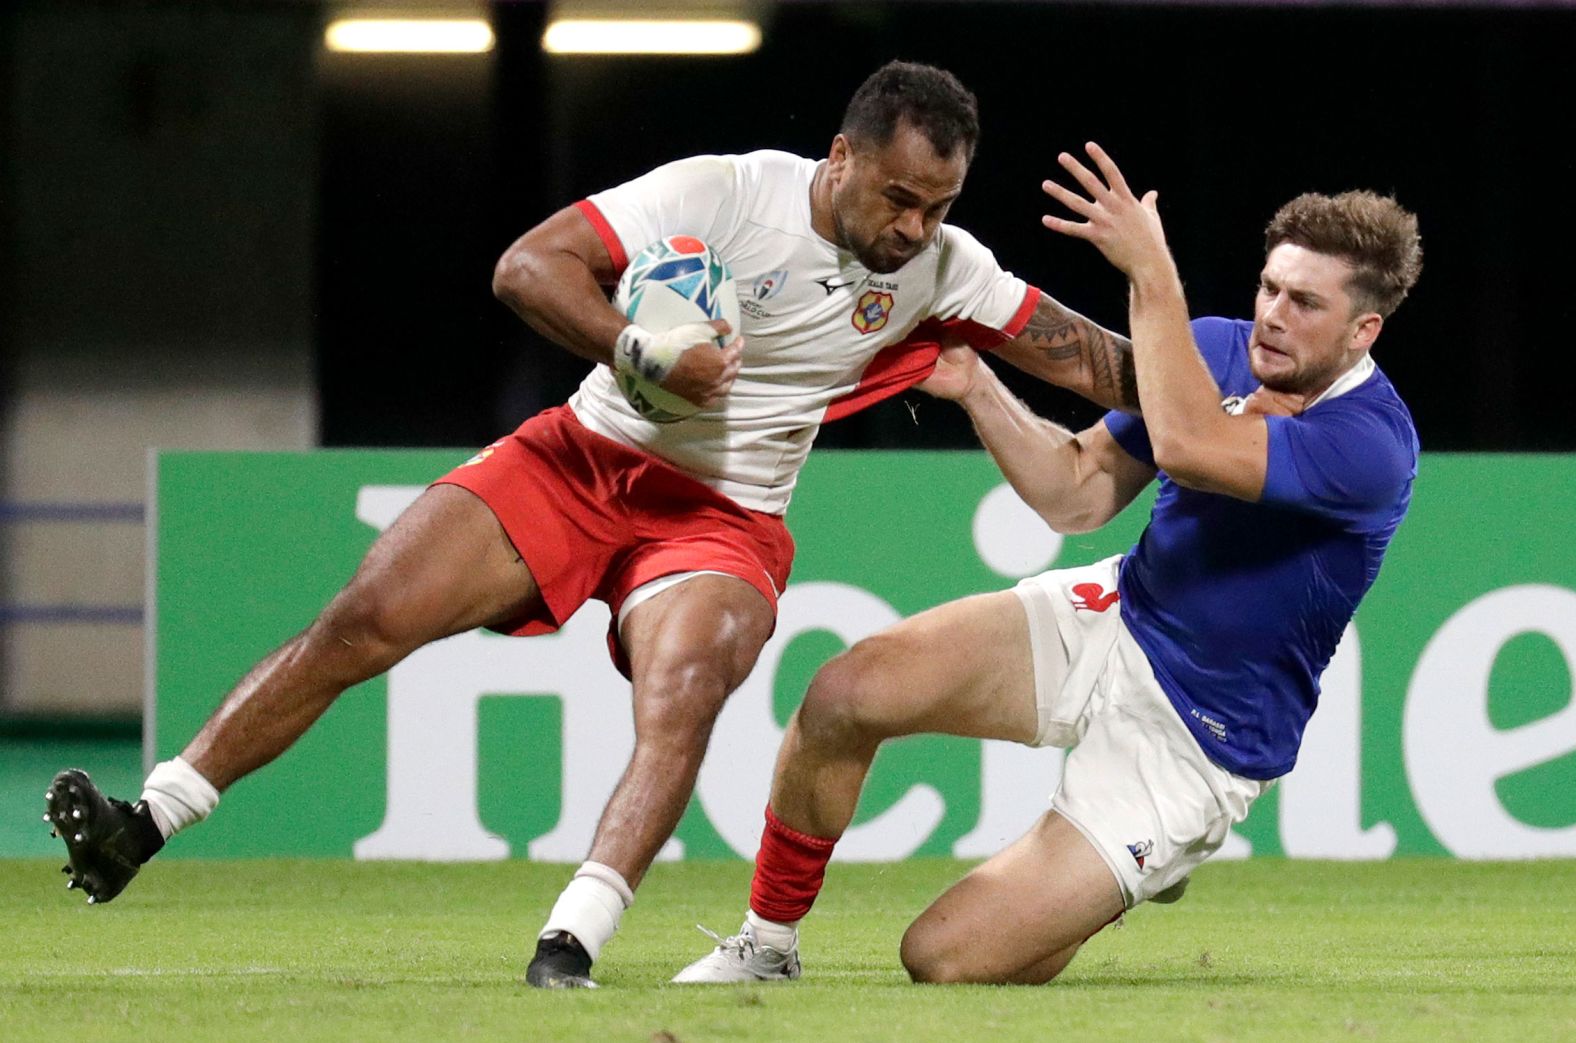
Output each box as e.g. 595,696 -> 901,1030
749,806 -> 839,924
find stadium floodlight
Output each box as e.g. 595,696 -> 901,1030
324,18 -> 496,54
541,18 -> 762,55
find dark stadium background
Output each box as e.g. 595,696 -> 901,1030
6,0 -> 1573,452
333,1 -> 1576,453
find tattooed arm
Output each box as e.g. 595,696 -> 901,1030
992,293 -> 1141,413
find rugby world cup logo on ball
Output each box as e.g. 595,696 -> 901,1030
613,235 -> 742,423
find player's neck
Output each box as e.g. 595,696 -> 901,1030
1305,351 -> 1376,408
808,163 -> 839,248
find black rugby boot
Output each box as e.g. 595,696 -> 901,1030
45,768 -> 165,904
525,931 -> 598,989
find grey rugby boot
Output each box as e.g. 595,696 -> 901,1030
45,769 -> 165,904
671,921 -> 801,983
525,931 -> 599,989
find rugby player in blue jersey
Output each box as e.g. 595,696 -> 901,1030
676,142 -> 1422,985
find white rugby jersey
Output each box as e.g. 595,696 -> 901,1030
568,149 -> 1039,514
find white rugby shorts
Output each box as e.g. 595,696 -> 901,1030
1012,555 -> 1272,908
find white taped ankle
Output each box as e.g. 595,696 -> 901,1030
539,862 -> 634,961
140,757 -> 220,840
747,908 -> 798,951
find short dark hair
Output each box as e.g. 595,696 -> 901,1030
1265,191 -> 1423,317
840,61 -> 979,161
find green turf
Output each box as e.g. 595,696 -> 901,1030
1,858 -> 1572,1042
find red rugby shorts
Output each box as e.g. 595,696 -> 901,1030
434,405 -> 794,671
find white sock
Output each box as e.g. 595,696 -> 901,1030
140,757 -> 220,840
539,862 -> 634,961
746,908 -> 798,951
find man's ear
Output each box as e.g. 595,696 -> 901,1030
1351,312 -> 1384,355
827,134 -> 852,181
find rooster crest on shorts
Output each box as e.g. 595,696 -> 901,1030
1070,582 -> 1120,613
1126,840 -> 1154,869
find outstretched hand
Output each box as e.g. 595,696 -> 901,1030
1041,143 -> 1173,280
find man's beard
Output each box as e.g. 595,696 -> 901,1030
1254,354 -> 1342,396
832,202 -> 903,274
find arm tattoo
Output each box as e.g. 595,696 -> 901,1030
1019,297 -> 1140,411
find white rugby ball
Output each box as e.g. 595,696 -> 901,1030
612,235 -> 741,423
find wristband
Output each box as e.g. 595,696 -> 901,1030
613,324 -> 677,385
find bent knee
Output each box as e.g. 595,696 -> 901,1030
800,650 -> 875,739
633,658 -> 735,740
799,639 -> 908,741
307,590 -> 422,668
900,922 -> 972,984
901,922 -> 1068,986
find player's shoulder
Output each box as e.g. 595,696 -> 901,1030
609,153 -> 740,198
1189,315 -> 1252,350
1188,316 -> 1254,388
1278,365 -> 1419,503
630,151 -> 811,211
736,148 -> 814,170
928,223 -> 1003,284
1324,365 -> 1419,453
726,149 -> 816,186
935,221 -> 993,259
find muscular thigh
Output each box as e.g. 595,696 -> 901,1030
339,483 -> 543,640
827,590 -> 1039,745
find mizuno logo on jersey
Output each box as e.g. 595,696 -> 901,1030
815,276 -> 858,295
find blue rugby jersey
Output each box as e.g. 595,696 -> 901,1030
1103,317 -> 1417,779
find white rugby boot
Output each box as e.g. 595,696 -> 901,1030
671,921 -> 802,983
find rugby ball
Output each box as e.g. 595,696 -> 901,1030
612,235 -> 741,423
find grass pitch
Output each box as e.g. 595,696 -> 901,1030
1,858 -> 1572,1042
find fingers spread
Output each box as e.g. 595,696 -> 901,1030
1058,150 -> 1109,199
1041,213 -> 1093,240
1042,177 -> 1096,217
1083,142 -> 1132,199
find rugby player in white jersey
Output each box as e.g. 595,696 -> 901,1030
44,62 -> 1139,989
